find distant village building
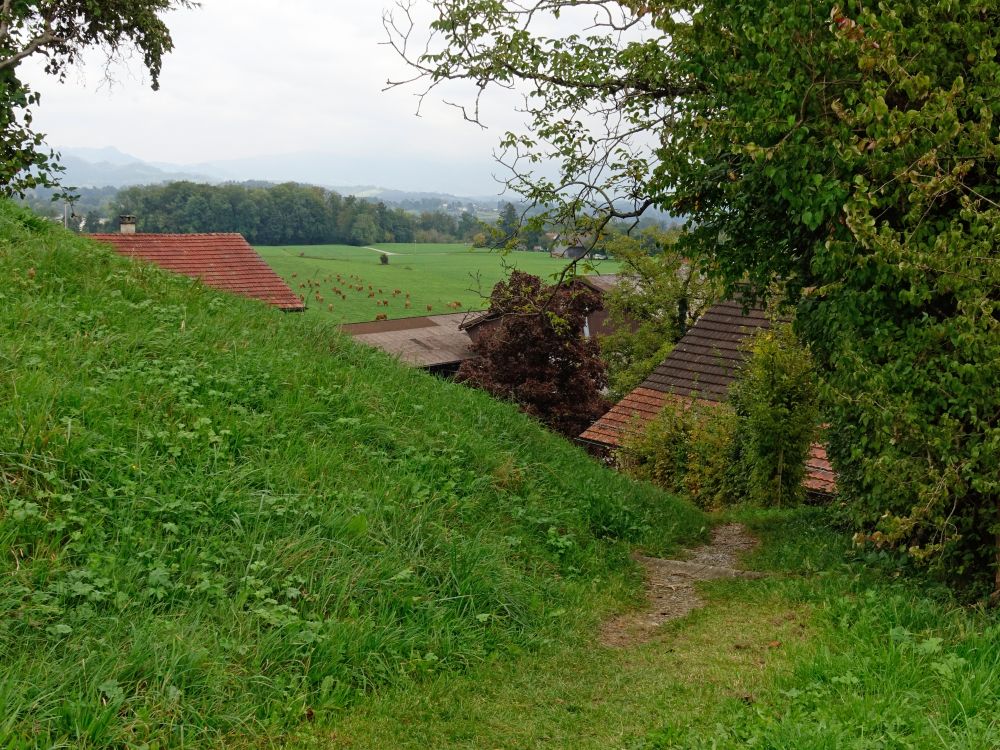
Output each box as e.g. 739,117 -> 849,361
92,217 -> 304,311
579,300 -> 836,497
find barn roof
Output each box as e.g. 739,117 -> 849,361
576,274 -> 622,294
91,233 -> 305,311
579,299 -> 836,496
340,312 -> 480,369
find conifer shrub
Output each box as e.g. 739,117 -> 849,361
730,324 -> 819,507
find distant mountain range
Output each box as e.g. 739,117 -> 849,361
54,146 -> 505,209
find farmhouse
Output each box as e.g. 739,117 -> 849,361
340,312 -> 480,376
579,300 -> 836,496
92,216 -> 304,311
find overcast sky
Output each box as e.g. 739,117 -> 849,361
20,1 -> 530,195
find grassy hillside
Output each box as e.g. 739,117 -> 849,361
0,202 -> 701,747
256,243 -> 620,323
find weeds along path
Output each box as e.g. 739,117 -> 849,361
601,524 -> 765,648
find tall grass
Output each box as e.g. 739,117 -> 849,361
0,202 -> 704,747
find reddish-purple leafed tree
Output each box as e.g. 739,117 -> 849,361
458,271 -> 609,438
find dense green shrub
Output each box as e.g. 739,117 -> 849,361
731,324 -> 819,507
618,399 -> 739,510
619,323 -> 818,509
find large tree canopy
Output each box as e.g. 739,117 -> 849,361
0,0 -> 194,195
390,1 -> 1000,597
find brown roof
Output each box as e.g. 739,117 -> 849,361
646,300 -> 776,403
458,311 -> 495,332
581,300 -> 773,445
91,233 -> 305,311
579,299 -> 836,496
341,312 -> 480,369
577,274 -> 622,294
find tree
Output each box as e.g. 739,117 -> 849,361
1,0 -> 194,196
389,2 -> 1000,598
601,227 -> 720,400
497,202 -> 519,245
349,213 -> 379,246
457,271 -> 609,439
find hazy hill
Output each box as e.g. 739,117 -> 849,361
57,146 -> 502,209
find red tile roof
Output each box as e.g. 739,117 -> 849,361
91,233 -> 305,311
803,441 -> 837,496
580,299 -> 836,496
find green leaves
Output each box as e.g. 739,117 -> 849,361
397,0 -> 1000,593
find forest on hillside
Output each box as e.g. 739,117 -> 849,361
24,182 -> 488,245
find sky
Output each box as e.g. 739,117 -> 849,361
19,1 -> 530,196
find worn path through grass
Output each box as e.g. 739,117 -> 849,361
307,521 -> 806,749
297,509 -> 1000,750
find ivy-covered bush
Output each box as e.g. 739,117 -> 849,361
730,324 -> 819,507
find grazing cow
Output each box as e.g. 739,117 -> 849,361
375,313 -> 388,321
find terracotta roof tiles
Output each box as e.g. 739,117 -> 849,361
91,233 -> 305,311
579,299 -> 836,496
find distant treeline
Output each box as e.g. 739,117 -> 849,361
101,182 -> 485,245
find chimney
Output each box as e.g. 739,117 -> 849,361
119,215 -> 137,234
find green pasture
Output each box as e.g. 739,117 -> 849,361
256,243 -> 619,323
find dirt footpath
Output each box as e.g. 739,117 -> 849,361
601,524 -> 764,648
